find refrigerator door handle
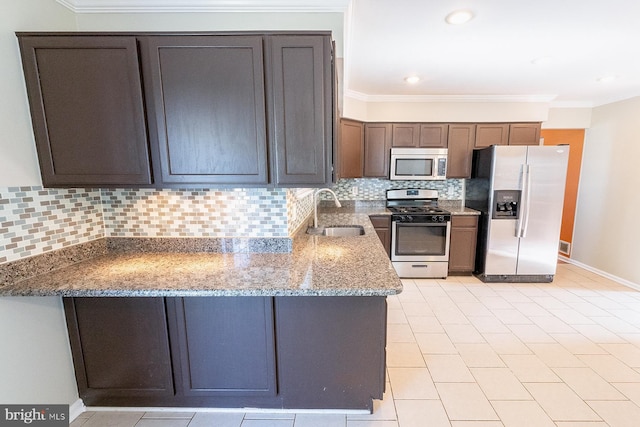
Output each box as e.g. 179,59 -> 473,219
520,164 -> 532,238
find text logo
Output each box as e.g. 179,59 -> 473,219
0,406 -> 68,427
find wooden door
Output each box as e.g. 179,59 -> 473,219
475,123 -> 509,148
63,297 -> 174,405
446,124 -> 476,178
364,123 -> 392,177
541,129 -> 585,257
448,216 -> 478,274
391,123 -> 420,147
168,297 -> 277,397
509,123 -> 542,145
140,35 -> 268,186
338,119 -> 364,178
268,35 -> 333,186
419,124 -> 449,148
369,215 -> 391,257
18,36 -> 151,187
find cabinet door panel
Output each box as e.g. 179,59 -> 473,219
509,123 -> 541,145
169,297 -> 277,397
419,124 -> 449,148
269,35 -> 332,186
369,215 -> 391,257
475,123 -> 509,148
449,216 -> 478,273
339,119 -> 364,178
63,297 -> 174,403
18,36 -> 151,186
391,123 -> 420,147
141,36 -> 268,185
447,124 -> 476,178
364,124 -> 392,177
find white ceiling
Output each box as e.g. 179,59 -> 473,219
345,0 -> 640,107
57,0 -> 640,107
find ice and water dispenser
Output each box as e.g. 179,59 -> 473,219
492,190 -> 520,219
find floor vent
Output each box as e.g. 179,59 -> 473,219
559,240 -> 571,255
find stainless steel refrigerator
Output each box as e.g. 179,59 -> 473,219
465,145 -> 569,282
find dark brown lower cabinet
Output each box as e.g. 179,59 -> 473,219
448,215 -> 479,275
64,296 -> 386,411
369,215 -> 391,257
167,297 -> 277,398
275,296 -> 386,410
63,298 -> 174,405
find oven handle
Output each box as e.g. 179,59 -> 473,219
390,220 -> 450,226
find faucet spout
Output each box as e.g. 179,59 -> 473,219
313,188 -> 341,229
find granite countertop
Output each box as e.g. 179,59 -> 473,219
0,209 -> 403,298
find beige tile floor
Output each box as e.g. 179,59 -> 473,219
71,263 -> 640,427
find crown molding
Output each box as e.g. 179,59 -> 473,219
344,89 -> 557,104
55,0 -> 350,13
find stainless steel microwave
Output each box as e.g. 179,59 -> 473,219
389,148 -> 448,180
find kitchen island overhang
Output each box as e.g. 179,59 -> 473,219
0,211 -> 402,412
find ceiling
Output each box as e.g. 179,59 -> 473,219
345,0 -> 640,107
57,0 -> 640,107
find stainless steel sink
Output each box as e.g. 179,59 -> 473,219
321,225 -> 365,237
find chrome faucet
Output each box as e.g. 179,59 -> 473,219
313,188 -> 341,229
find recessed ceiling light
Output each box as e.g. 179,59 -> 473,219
445,9 -> 474,25
405,76 -> 420,84
597,75 -> 617,83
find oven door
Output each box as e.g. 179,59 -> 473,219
391,219 -> 451,262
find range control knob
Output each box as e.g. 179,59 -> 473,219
437,215 -> 445,222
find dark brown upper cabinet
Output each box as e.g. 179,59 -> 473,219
338,119 -> 364,179
18,36 -> 152,187
508,122 -> 542,145
447,124 -> 476,178
475,123 -> 509,148
18,32 -> 333,189
364,123 -> 392,178
419,124 -> 449,148
140,35 -> 269,186
267,35 -> 333,186
391,123 -> 420,147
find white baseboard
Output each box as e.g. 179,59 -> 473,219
559,255 -> 640,292
69,399 -> 86,422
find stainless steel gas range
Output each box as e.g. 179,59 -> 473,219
386,189 -> 451,279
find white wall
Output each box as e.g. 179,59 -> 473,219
1,0 -> 80,407
543,107 -> 592,129
343,95 -> 550,122
75,11 -> 344,55
572,96 -> 640,284
0,0 -> 77,186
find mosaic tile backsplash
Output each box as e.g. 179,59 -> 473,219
101,188 -> 290,238
0,186 -> 315,264
327,178 -> 464,201
0,187 -> 104,264
0,178 -> 459,264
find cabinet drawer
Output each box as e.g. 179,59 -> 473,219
452,215 -> 478,227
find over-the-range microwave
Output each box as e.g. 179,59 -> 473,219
389,147 -> 448,180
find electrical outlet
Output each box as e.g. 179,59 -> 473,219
351,186 -> 358,197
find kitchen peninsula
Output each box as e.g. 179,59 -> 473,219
0,211 -> 401,412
